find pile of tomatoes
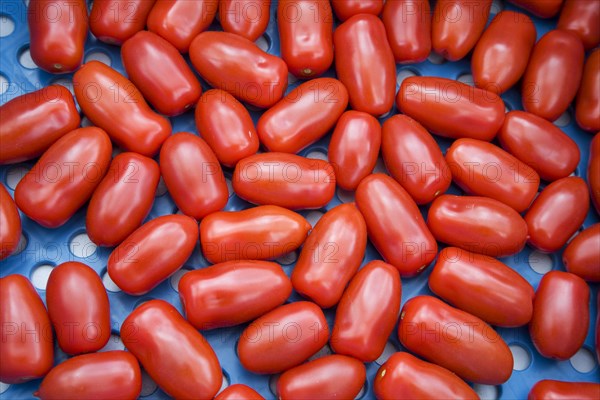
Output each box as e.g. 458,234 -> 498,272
1,0 -> 599,399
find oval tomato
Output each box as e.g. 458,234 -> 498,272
35,351 -> 141,400
121,300 -> 222,399
507,0 -> 563,18
563,224 -> 600,282
159,132 -> 228,219
0,85 -> 80,164
107,215 -> 198,295
215,384 -> 264,400
0,184 -> 21,260
589,134 -> 600,213
0,274 -> 53,384
89,0 -> 155,45
382,0 -> 431,64
257,78 -> 348,153
576,49 -> 600,132
529,271 -> 590,360
382,114 -> 451,204
237,301 -> 329,374
330,0 -> 383,21
529,380 -> 600,400
179,260 -> 292,329
15,127 -> 112,228
200,205 -> 311,264
558,0 -> 600,50
219,0 -> 271,42
522,29 -> 585,122
333,14 -> 395,116
399,295 -> 513,385
397,76 -> 506,141
355,174 -> 437,276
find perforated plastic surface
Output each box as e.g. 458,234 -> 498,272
0,0 -> 598,399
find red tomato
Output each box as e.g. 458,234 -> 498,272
35,351 -> 141,400
257,78 -> 348,153
507,0 -> 563,18
445,138 -> 540,212
525,177 -> 589,252
277,355 -> 366,400
200,205 -> 311,264
355,174 -> 437,276
374,352 -> 479,400
432,0 -> 491,61
427,194 -> 528,257
179,260 -> 292,329
382,0 -> 431,64
397,76 -> 506,141
471,11 -> 536,94
195,89 -> 260,167
107,215 -> 199,295
73,61 -> 171,157
331,260 -> 401,362
292,203 -> 367,308
529,380 -> 600,400
46,262 -> 110,354
529,271 -> 590,360
237,301 -> 329,374
121,300 -> 222,399
0,85 -> 80,164
215,384 -> 264,400
0,274 -> 53,384
330,0 -> 383,21
219,0 -> 271,42
147,0 -> 218,53
558,0 -> 600,50
86,152 -> 160,247
498,111 -> 580,181
15,127 -> 112,228
430,247 -> 534,327
233,152 -> 336,210
121,31 -> 202,116
589,134 -> 600,213
328,111 -> 381,190
576,50 -> 600,132
333,14 -> 396,116
159,132 -> 228,219
522,29 -> 585,122
189,31 -> 288,108
382,114 -> 451,204
0,184 -> 21,260
398,295 -> 513,385
563,224 -> 600,282
89,0 -> 155,45
27,0 -> 87,73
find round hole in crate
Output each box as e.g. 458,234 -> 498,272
397,69 -> 417,87
473,384 -> 500,400
553,111 -> 571,127
0,382 -> 10,394
428,51 -> 446,65
373,158 -> 388,175
490,0 -> 504,15
337,187 -> 355,204
6,165 -> 29,189
308,344 -> 333,361
255,35 -> 270,52
99,334 -> 125,352
102,271 -> 121,292
169,268 -> 191,292
69,232 -> 97,258
31,264 -> 55,290
276,249 -> 298,265
375,341 -> 398,366
306,150 -> 328,161
85,51 -> 111,66
140,369 -> 158,397
458,73 -> 475,86
13,233 -> 28,255
0,14 -> 15,37
509,344 -> 531,371
0,74 -> 8,95
225,177 -> 234,198
269,374 -> 280,396
51,78 -> 75,95
155,176 -> 168,197
18,47 -> 37,69
570,347 -> 597,373
528,250 -> 553,274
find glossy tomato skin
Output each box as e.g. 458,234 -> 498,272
35,351 -> 141,400
525,177 -> 589,252
121,300 -> 222,399
507,0 -> 563,18
331,260 -> 401,362
121,31 -> 202,116
522,30 -> 585,122
107,215 -> 198,295
257,78 -> 348,153
471,11 -> 536,94
200,205 -> 311,264
179,260 -> 292,329
446,138 -> 540,212
0,85 -> 80,164
86,152 -> 159,247
382,0 -> 431,64
0,274 -> 53,384
292,204 -> 367,308
0,184 -> 21,260
159,132 -> 228,219
147,0 -> 218,53
331,0 -> 383,21
399,295 -> 513,385
334,14 -> 396,116
529,380 -> 600,400
195,89 -> 259,167
277,355 -> 366,400
237,301 -> 329,374
428,195 -> 528,257
15,127 -> 112,228
374,352 -> 479,400
189,31 -> 288,108
215,384 -> 264,400
328,111 -> 381,190
89,0 -> 155,45
430,247 -> 534,327
382,115 -> 451,204
397,76 -> 505,141
558,0 -> 600,50
219,0 -> 271,42
355,174 -> 437,276
73,61 -> 171,156
589,134 -> 600,213
563,224 -> 600,282
432,0 -> 491,61
529,271 -> 590,360
233,153 -> 336,209
576,49 -> 600,132
46,262 -> 110,354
